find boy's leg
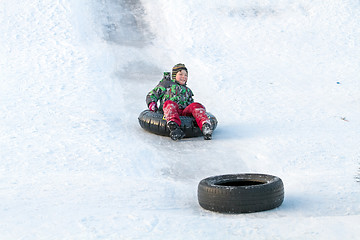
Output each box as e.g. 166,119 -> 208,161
163,100 -> 185,140
183,102 -> 213,140
182,102 -> 210,130
163,100 -> 181,126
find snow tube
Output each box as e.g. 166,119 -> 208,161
198,173 -> 284,213
138,110 -> 218,138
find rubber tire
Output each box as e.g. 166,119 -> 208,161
198,173 -> 284,213
138,110 -> 218,138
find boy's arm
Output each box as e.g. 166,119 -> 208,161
146,80 -> 167,106
188,88 -> 195,104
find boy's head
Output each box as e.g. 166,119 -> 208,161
172,63 -> 188,85
172,63 -> 188,80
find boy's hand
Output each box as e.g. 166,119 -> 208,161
148,102 -> 158,112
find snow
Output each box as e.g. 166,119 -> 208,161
1,0 -> 360,239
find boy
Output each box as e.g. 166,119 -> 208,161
146,63 -> 213,141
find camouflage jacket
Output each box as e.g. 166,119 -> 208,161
146,74 -> 194,111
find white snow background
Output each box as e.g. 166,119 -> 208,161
1,0 -> 360,239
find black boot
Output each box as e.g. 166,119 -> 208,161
167,121 -> 185,141
202,122 -> 213,140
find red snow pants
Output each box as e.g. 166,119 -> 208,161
163,100 -> 209,130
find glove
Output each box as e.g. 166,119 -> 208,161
148,102 -> 158,112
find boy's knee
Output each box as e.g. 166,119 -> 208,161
163,101 -> 181,118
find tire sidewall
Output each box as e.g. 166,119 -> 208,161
198,173 -> 284,214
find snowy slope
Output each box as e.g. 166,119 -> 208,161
1,0 -> 360,239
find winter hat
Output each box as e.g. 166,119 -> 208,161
172,63 -> 188,80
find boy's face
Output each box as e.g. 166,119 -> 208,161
175,70 -> 188,85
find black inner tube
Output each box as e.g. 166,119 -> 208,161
138,110 -> 218,138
